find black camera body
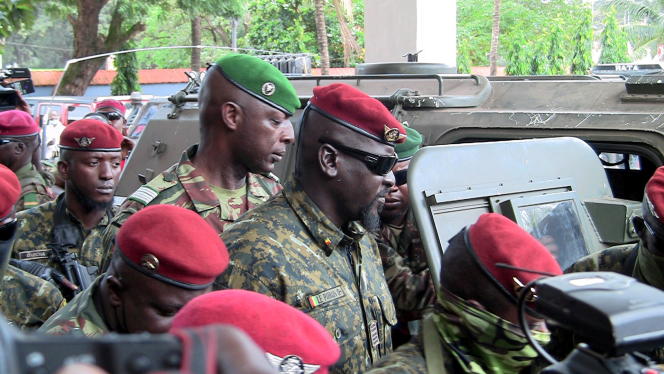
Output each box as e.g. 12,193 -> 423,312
0,67 -> 35,112
532,272 -> 664,373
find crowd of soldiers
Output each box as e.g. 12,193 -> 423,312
1,53 -> 664,374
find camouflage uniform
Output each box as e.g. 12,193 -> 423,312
377,211 -> 434,320
0,264 -> 66,330
217,177 -> 398,374
14,162 -> 56,212
11,194 -> 113,271
38,276 -> 108,336
100,145 -> 280,264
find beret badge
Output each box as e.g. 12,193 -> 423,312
384,126 -> 402,143
266,353 -> 320,374
140,254 -> 160,272
74,137 -> 95,148
262,82 -> 276,96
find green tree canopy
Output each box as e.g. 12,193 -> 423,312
570,8 -> 594,74
599,6 -> 630,63
110,42 -> 140,95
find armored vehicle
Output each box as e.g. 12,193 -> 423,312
117,69 -> 664,271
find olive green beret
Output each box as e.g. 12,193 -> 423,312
395,126 -> 423,161
214,54 -> 300,115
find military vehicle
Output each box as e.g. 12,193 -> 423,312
117,65 -> 664,272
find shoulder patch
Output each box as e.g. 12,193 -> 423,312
127,186 -> 160,206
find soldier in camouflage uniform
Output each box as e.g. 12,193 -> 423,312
99,54 -> 300,261
0,110 -> 55,211
0,163 -> 65,329
377,126 -> 434,344
568,166 -> 664,292
217,83 -> 407,374
11,119 -> 124,299
368,213 -> 563,374
39,204 -> 229,336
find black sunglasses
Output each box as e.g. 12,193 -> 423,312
394,168 -> 408,186
319,138 -> 397,176
99,111 -> 124,122
0,138 -> 24,146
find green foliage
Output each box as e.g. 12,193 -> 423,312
458,0 -> 591,75
599,6 -> 630,63
570,8 -> 593,75
242,0 -> 364,67
0,0 -> 41,47
111,43 -> 141,95
608,0 -> 663,57
456,34 -> 472,74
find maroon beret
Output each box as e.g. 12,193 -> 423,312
0,164 -> 20,220
0,110 -> 39,137
309,83 -> 406,145
95,99 -> 126,115
117,205 -> 229,289
468,213 -> 562,299
645,166 -> 664,222
59,119 -> 123,151
171,290 -> 341,374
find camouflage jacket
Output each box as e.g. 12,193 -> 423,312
38,276 -> 108,336
14,162 -> 56,212
11,194 -> 113,271
217,177 -> 398,374
0,264 -> 66,330
377,211 -> 434,320
100,144 -> 280,266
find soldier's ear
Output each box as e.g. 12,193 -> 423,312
319,144 -> 339,178
106,275 -> 124,307
221,101 -> 242,131
57,160 -> 70,181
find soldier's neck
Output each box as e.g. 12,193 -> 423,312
64,192 -> 108,230
193,143 -> 248,189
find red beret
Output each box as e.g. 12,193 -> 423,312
59,119 -> 123,151
0,110 -> 39,137
645,166 -> 664,222
95,99 -> 126,115
468,213 -> 562,299
0,164 -> 20,220
171,290 -> 341,373
117,205 -> 229,289
309,83 -> 406,144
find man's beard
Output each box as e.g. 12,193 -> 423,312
360,190 -> 388,234
69,180 -> 113,212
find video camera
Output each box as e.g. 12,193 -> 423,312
0,67 -> 35,111
0,315 -> 182,374
520,272 -> 664,373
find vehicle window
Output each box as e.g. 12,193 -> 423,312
599,152 -> 641,170
518,200 -> 587,270
68,106 -> 92,123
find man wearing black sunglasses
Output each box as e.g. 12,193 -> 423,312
0,110 -> 56,212
218,83 -> 407,373
376,126 -> 434,347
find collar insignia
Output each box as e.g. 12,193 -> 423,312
140,253 -> 160,272
74,137 -> 95,148
265,353 -> 320,374
262,82 -> 276,96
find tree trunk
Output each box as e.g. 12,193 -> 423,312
489,0 -> 501,76
313,0 -> 330,75
55,0 -> 145,95
231,18 -> 238,52
332,0 -> 360,66
191,16 -> 201,71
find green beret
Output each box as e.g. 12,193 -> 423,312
395,126 -> 423,161
214,54 -> 300,115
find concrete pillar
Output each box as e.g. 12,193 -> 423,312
364,0 -> 456,67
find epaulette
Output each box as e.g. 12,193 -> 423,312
127,173 -> 178,206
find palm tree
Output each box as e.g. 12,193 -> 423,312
313,0 -> 330,74
489,0 -> 501,75
610,0 -> 664,57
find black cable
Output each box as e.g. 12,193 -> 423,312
518,278 -> 558,365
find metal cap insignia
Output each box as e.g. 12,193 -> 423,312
140,253 -> 160,272
384,126 -> 400,142
74,137 -> 95,148
265,353 -> 320,374
262,82 -> 276,96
